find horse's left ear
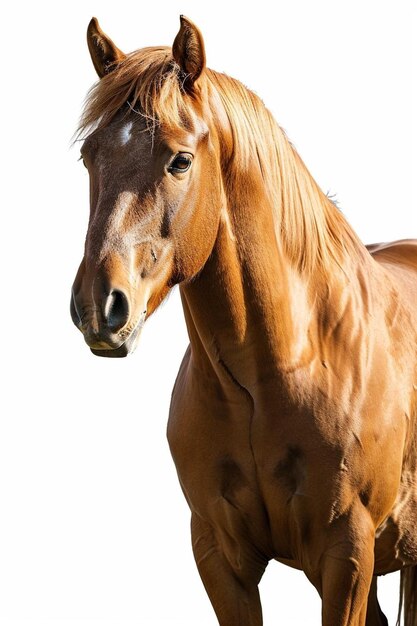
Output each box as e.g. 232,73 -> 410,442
172,16 -> 206,88
87,17 -> 126,78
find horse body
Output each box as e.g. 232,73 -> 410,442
169,190 -> 417,620
71,16 -> 417,625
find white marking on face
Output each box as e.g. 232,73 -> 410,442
99,190 -> 158,263
120,121 -> 133,146
111,190 -> 136,231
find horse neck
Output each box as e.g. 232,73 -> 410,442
180,92 -> 374,387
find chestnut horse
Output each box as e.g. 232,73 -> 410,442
71,16 -> 417,625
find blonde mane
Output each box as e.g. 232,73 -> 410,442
79,46 -> 365,273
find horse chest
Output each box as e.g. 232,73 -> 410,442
168,368 -> 310,561
170,367 -> 400,569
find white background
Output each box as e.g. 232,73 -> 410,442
1,1 -> 416,625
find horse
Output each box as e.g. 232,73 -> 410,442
70,16 -> 417,625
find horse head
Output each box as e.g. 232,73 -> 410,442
71,17 -> 224,356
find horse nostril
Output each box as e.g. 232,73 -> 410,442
103,289 -> 130,333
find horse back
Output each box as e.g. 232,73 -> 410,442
368,239 -> 417,310
367,239 -> 417,272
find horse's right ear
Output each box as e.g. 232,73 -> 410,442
87,17 -> 126,78
172,16 -> 206,89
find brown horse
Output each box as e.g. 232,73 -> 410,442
71,16 -> 417,625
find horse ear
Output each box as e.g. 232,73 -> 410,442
172,16 -> 206,88
87,17 -> 126,78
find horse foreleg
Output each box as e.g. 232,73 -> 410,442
191,514 -> 264,626
305,507 -> 376,626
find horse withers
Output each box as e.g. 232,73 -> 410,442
71,16 -> 417,626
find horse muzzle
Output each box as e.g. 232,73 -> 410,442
70,286 -> 146,358
89,320 -> 144,358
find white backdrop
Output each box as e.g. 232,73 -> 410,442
1,1 -> 415,625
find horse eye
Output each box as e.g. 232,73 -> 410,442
169,153 -> 193,173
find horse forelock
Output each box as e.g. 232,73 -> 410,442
78,46 -> 199,138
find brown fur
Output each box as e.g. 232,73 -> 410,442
72,17 -> 417,625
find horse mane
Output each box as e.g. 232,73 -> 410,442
79,46 -> 365,273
